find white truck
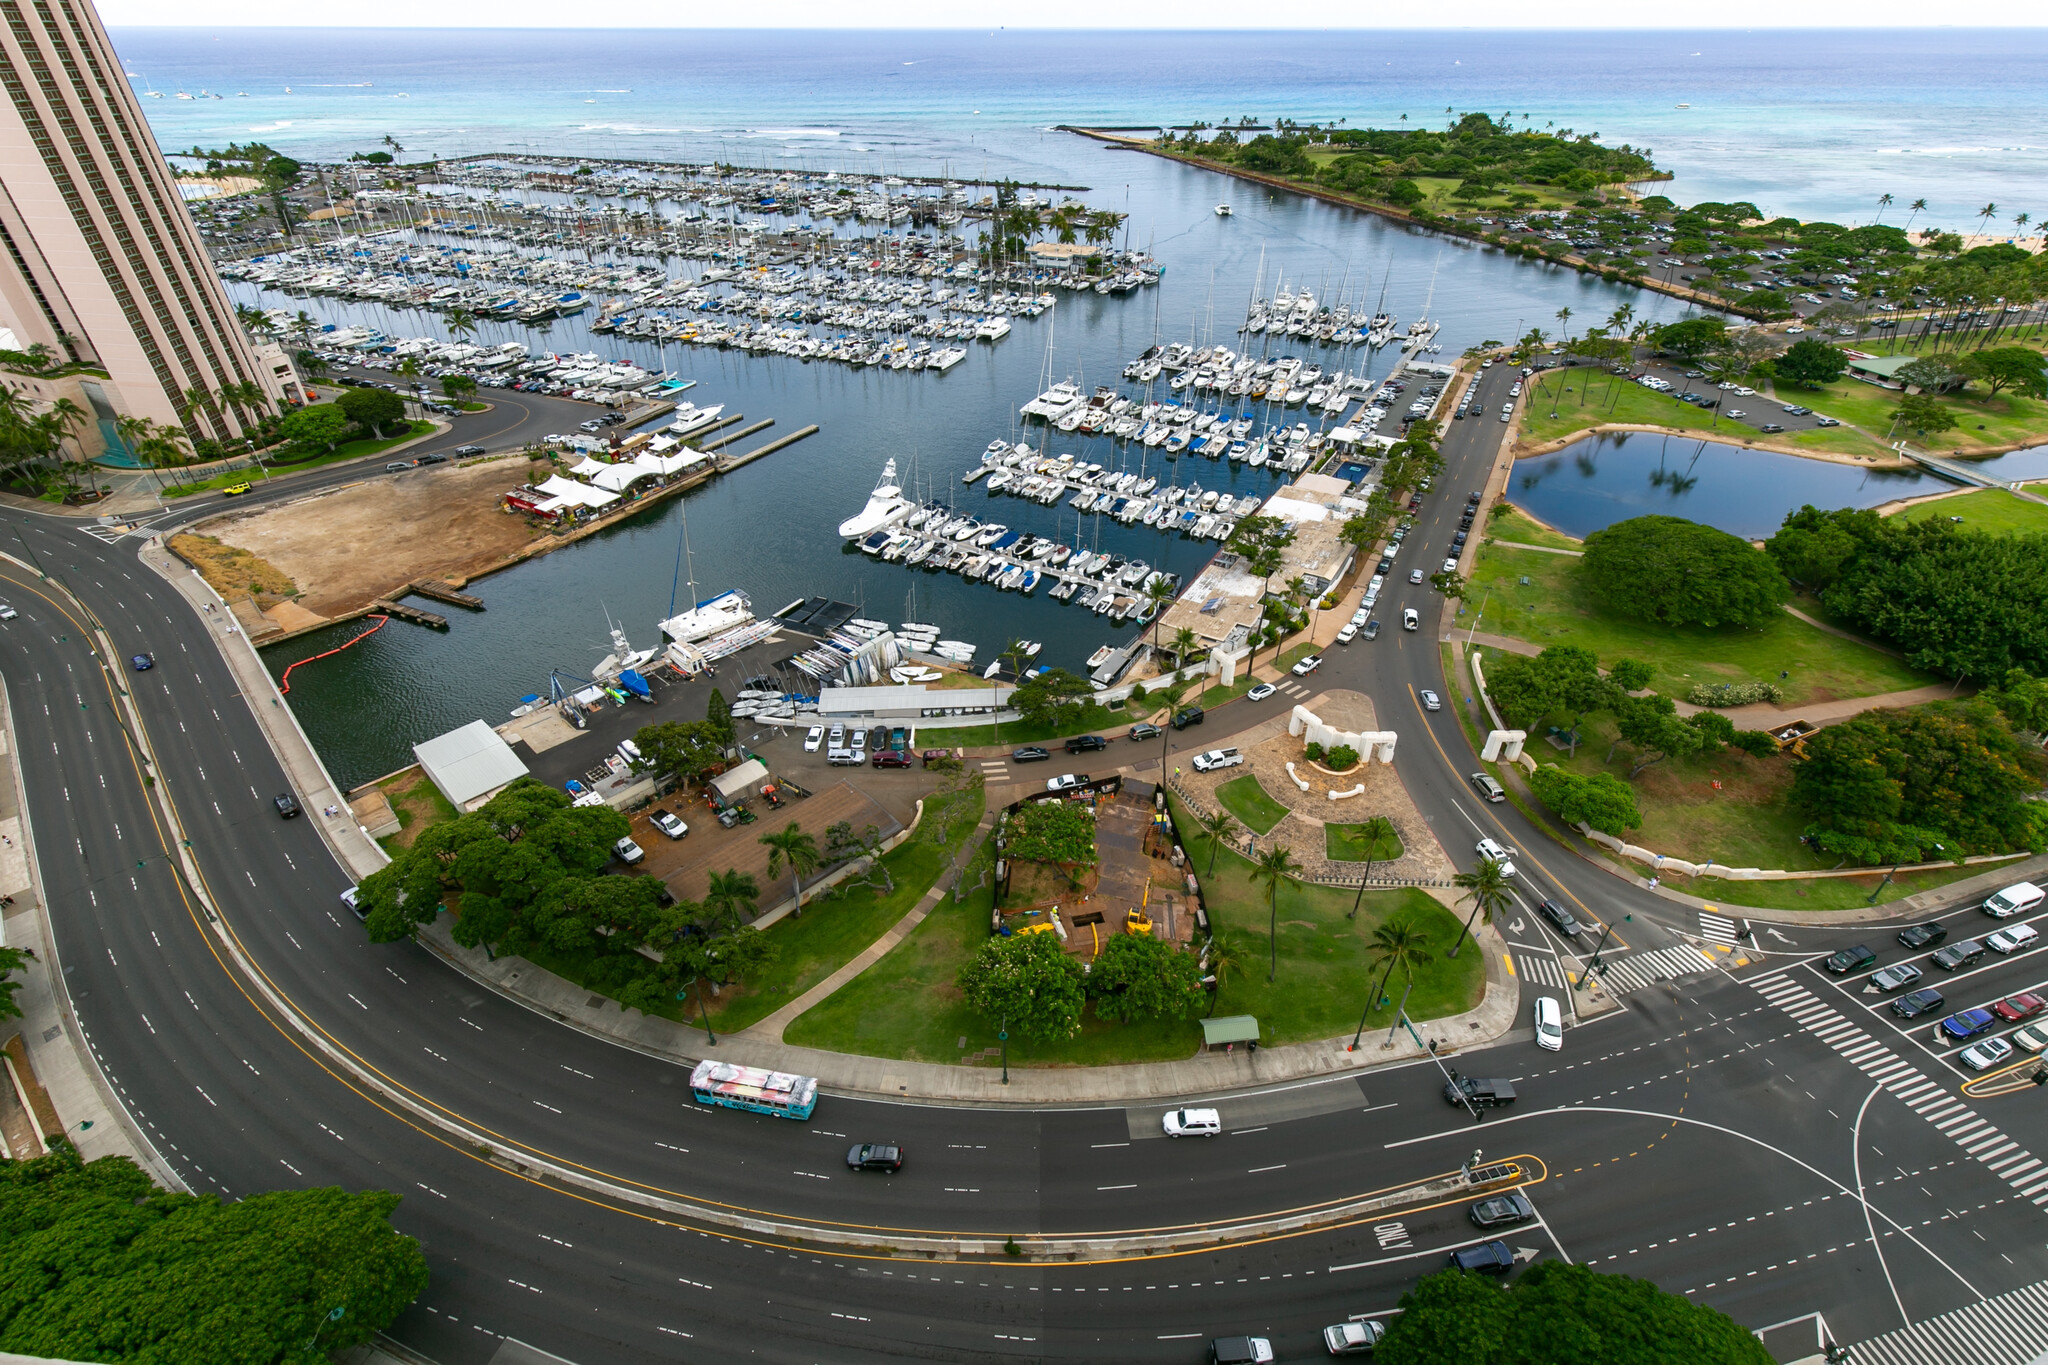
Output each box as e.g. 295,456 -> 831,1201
1192,748 -> 1244,773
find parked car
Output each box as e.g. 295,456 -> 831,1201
1162,1107 -> 1221,1137
1192,748 -> 1243,773
651,811 -> 689,840
1247,683 -> 1278,702
1469,1193 -> 1534,1228
872,750 -> 913,768
1292,654 -> 1323,677
803,725 -> 824,752
1046,773 -> 1091,792
385,461 -> 412,473
1126,723 -> 1162,742
2013,1022 -> 2048,1054
1065,734 -> 1109,754
1992,993 -> 2046,1024
1173,706 -> 1205,730
1321,1320 -> 1386,1356
1011,746 -> 1052,763
846,1143 -> 903,1172
414,452 -> 448,465
453,445 -> 486,456
1897,923 -> 1948,949
1336,622 -> 1359,644
613,836 -> 645,865
1825,944 -> 1877,974
1940,1008 -> 1997,1042
1961,1037 -> 2015,1071
920,748 -> 956,768
1363,620 -> 1381,640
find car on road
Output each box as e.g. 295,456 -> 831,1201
1475,837 -> 1517,877
0,604 -> 14,620
846,1143 -> 903,1172
1127,723 -> 1161,742
1897,923 -> 1948,949
453,445 -> 486,456
1209,1335 -> 1276,1365
273,792 -> 300,819
1443,557 -> 1459,573
1537,899 -> 1579,936
1322,1319 -> 1386,1355
1533,996 -> 1563,1052
1870,962 -> 1923,992
803,725 -> 824,752
1162,1107 -> 1221,1137
1448,1241 -> 1517,1274
1987,923 -> 2039,954
1468,771 -> 1506,803
1961,1037 -> 2015,1071
1173,706 -> 1205,730
414,452 -> 448,465
385,461 -> 412,473
1408,568 -> 1425,585
1825,944 -> 1877,974
1931,940 -> 1986,971
2013,1022 -> 2048,1054
1065,734 -> 1109,754
339,887 -> 367,921
1046,773 -> 1091,792
1940,1008 -> 1997,1042
1292,654 -> 1323,677
1892,988 -> 1945,1019
131,652 -> 154,671
1420,689 -> 1442,712
612,836 -> 644,865
1363,620 -> 1381,641
872,750 -> 913,768
1983,881 -> 2044,918
1247,683 -> 1278,702
1469,1193 -> 1534,1228
1444,1073 -> 1516,1108
221,482 -> 251,496
1992,993 -> 2046,1023
1336,622 -> 1358,644
1011,746 -> 1051,763
1403,607 -> 1420,631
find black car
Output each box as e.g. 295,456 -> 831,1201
1536,899 -> 1580,937
1892,987 -> 1946,1019
1931,940 -> 1985,971
1468,1194 -> 1534,1228
414,452 -> 448,465
1443,1074 -> 1516,1108
1173,706 -> 1205,730
846,1143 -> 903,1172
1011,747 -> 1052,763
1376,558 -> 1394,576
1065,734 -> 1109,754
273,792 -> 302,819
1897,923 -> 1948,950
1825,944 -> 1877,974
1448,1241 -> 1516,1274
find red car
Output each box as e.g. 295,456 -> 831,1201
871,750 -> 913,769
1992,993 -> 2046,1023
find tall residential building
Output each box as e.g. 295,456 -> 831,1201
0,0 -> 295,459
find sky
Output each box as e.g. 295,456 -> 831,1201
89,2 -> 2048,27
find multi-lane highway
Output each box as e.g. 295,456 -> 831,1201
3,356 -> 2045,1363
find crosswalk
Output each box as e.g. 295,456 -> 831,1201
1750,974 -> 2048,1211
977,760 -> 1011,783
1512,952 -> 1568,990
1849,1277 -> 2048,1365
1275,679 -> 1316,700
1594,944 -> 1719,994
1697,910 -> 1741,945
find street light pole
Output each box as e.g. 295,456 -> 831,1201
1575,913 -> 1630,990
999,1018 -> 1009,1085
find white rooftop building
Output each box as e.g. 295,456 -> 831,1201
414,720 -> 531,812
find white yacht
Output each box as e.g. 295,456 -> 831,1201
667,402 -> 726,438
657,589 -> 754,645
838,458 -> 915,539
1215,204 -> 1232,217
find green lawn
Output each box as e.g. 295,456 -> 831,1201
786,802 -> 1485,1066
1468,540 -> 1933,707
1792,373 -> 2048,456
160,422 -> 437,497
1485,505 -> 1582,551
1517,371 -> 1908,460
1215,774 -> 1291,835
1326,822 -> 1406,864
686,787 -> 986,1033
931,701 -> 1126,750
1698,861 -> 2001,912
1896,487 -> 2048,536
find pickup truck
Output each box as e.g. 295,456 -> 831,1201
1191,748 -> 1244,773
1443,1074 -> 1517,1109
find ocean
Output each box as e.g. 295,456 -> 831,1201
104,27 -> 2048,787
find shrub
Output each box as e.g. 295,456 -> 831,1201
1731,729 -> 1780,757
1304,741 -> 1325,761
1685,681 -> 1785,707
1325,744 -> 1360,770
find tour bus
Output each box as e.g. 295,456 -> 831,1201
688,1058 -> 819,1121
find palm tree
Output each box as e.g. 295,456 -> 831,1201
1195,806 -> 1239,876
1903,198 -> 1929,236
1145,575 -> 1178,656
1974,202 -> 1999,239
1250,842 -> 1303,983
703,868 -> 759,931
445,307 -> 478,342
1363,916 -> 1432,1029
995,636 -> 1031,748
1448,860 -> 1513,958
1347,815 -> 1396,916
2014,211 -> 2032,241
1874,193 -> 1894,224
1203,930 -> 1244,1017
759,823 -> 820,917
1169,625 -> 1202,672
1554,306 -> 1573,347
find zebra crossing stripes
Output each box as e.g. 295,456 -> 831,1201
1595,944 -> 1720,994
1748,974 -> 2048,1209
1697,911 -> 1740,945
1848,1277 -> 2048,1365
1513,953 -> 1567,990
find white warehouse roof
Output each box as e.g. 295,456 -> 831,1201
414,720 -> 530,811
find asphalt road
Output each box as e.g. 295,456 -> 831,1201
3,352 -> 2045,1364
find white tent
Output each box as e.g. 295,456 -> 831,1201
710,758 -> 770,800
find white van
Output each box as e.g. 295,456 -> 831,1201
1982,881 -> 2044,919
1533,996 -> 1563,1052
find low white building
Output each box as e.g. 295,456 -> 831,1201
414,720 -> 531,812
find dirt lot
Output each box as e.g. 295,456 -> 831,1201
196,459 -> 548,618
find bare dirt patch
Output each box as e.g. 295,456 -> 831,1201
374,768 -> 457,851
196,461 -> 549,616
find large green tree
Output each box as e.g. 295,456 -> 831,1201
1581,515 -> 1790,628
1651,316 -> 1725,362
1773,337 -> 1848,388
0,1144 -> 427,1364
957,929 -> 1087,1042
1764,504 -> 1883,591
1007,668 -> 1093,732
277,403 -> 352,453
335,385 -> 406,439
1086,932 -> 1204,1023
1378,1261 -> 1771,1365
1528,765 -> 1643,836
1959,346 -> 2047,401
631,719 -> 725,784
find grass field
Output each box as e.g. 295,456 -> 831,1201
1895,487 -> 2048,536
928,701 -> 1126,750
1326,822 -> 1406,864
786,803 -> 1484,1066
160,422 -> 437,497
1467,540 -> 1932,707
1793,375 -> 2048,455
1485,505 -> 1582,551
1511,372 -> 1907,457
1215,774 -> 1291,835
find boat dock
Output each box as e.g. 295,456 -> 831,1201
703,419 -> 774,453
407,579 -> 485,610
369,598 -> 449,629
726,426 -> 819,468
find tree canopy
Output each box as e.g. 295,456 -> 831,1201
335,386 -> 405,439
1959,346 -> 2047,401
1086,933 -> 1204,1023
1007,668 -> 1093,731
0,1143 -> 427,1364
1772,337 -> 1848,388
277,403 -> 352,453
1377,1261 -> 1771,1365
1528,765 -> 1643,836
1651,316 -> 1725,361
1581,515 -> 1789,629
1481,645 -> 1616,732
957,930 -> 1086,1042
1004,801 -> 1098,865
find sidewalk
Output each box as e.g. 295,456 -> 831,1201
138,535 -> 390,883
1630,850 -> 2048,929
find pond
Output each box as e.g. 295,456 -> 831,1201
1509,432 -> 1937,541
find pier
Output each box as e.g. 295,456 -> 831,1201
703,419 -> 774,453
369,599 -> 450,629
407,579 -> 485,610
728,426 -> 819,467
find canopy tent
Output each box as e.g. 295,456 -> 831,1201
710,758 -> 770,800
1200,1015 -> 1261,1050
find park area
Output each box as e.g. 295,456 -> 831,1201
1895,486 -> 2048,536
785,797 -> 1483,1067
